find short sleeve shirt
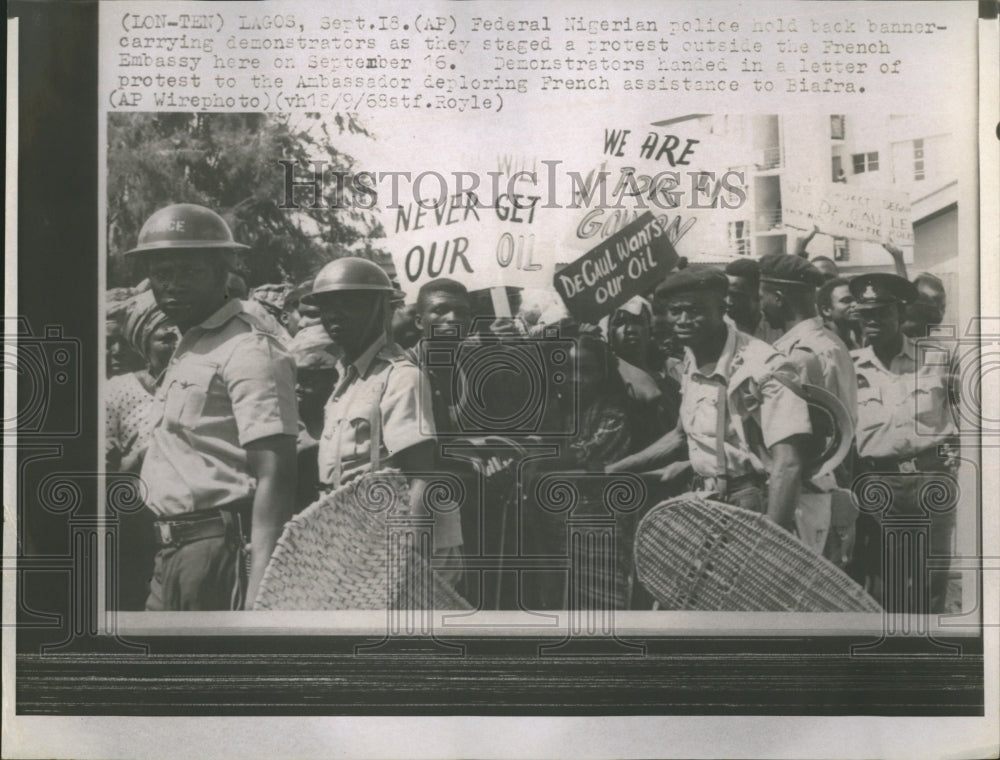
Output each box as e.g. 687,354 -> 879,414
318,335 -> 435,487
852,336 -> 957,458
774,316 -> 858,431
679,326 -> 812,478
318,335 -> 457,547
140,299 -> 298,517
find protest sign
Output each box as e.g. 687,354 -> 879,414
553,211 -> 679,324
551,116 -> 751,267
383,155 -> 556,302
784,180 -> 914,245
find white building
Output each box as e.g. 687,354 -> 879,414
691,113 -> 960,321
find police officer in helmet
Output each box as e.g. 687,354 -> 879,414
305,258 -> 463,590
127,203 -> 298,610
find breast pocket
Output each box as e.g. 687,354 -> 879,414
913,374 -> 946,423
163,362 -> 218,430
855,386 -> 888,430
344,394 -> 378,458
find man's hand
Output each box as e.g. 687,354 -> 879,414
794,224 -> 821,258
488,317 -> 526,338
881,240 -> 909,279
606,425 -> 686,474
245,434 -> 297,608
657,459 -> 692,484
390,439 -> 437,518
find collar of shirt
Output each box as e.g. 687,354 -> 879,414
854,334 -> 916,374
333,333 -> 388,395
197,298 -> 244,330
172,298 -> 243,357
684,323 -> 737,383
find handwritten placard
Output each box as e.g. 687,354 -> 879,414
554,211 -> 679,324
784,180 -> 913,245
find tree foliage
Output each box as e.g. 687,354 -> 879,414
107,112 -> 392,288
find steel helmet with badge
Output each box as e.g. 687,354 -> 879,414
124,203 -> 249,256
302,257 -> 396,302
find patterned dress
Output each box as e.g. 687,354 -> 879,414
105,372 -> 158,473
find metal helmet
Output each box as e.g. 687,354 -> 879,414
124,203 -> 249,256
303,257 -> 395,303
797,383 -> 854,480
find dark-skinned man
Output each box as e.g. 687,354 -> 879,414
608,266 -> 811,531
304,259 -> 460,591
818,276 -> 861,350
409,278 -> 473,592
411,278 -> 474,438
759,255 -> 857,432
724,257 -> 782,343
128,204 -> 298,610
758,254 -> 858,561
849,273 -> 960,613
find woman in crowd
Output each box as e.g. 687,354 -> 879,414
604,297 -> 681,451
106,290 -> 177,473
287,324 -> 340,512
105,290 -> 178,609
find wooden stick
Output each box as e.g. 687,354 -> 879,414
490,286 -> 512,319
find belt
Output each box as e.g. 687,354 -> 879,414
153,502 -> 251,549
693,471 -> 766,496
858,444 -> 953,475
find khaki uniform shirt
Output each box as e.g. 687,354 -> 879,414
679,325 -> 812,479
852,336 -> 957,459
774,316 -> 858,432
141,299 -> 298,517
318,335 -> 461,549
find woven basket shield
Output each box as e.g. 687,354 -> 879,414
634,494 -> 882,612
254,470 -> 470,611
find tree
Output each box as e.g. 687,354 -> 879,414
107,112 -> 391,288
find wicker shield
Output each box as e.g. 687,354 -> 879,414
634,494 -> 881,612
253,469 -> 470,611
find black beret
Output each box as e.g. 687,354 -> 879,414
724,257 -> 760,279
655,265 -> 729,300
849,272 -> 919,308
758,254 -> 825,288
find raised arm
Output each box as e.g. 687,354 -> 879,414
882,241 -> 909,279
794,224 -> 820,258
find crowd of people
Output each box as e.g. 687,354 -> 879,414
106,203 -> 960,615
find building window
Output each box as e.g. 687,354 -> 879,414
914,138 -> 925,181
833,237 -> 850,262
830,115 -> 846,140
852,151 -> 879,174
831,155 -> 847,182
728,221 -> 751,256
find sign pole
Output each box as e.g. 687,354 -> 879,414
489,286 -> 512,319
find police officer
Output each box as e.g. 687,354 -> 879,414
759,254 -> 858,559
849,272 -> 959,613
128,204 -> 299,611
759,254 -> 857,430
609,266 -> 812,531
304,259 -> 463,589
